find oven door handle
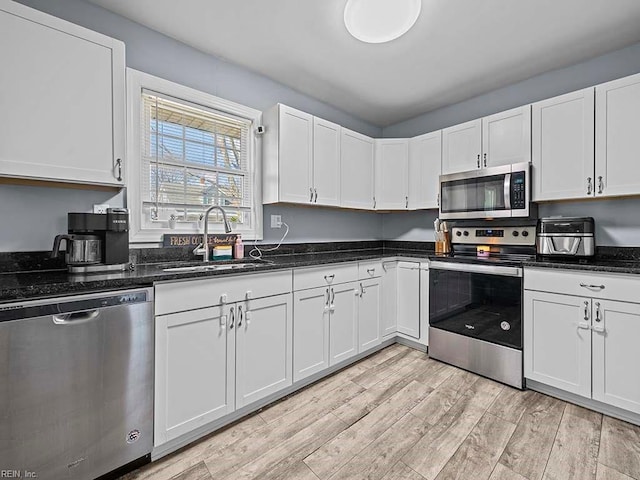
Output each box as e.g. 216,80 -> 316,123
429,261 -> 522,277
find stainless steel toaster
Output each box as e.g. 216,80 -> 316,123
536,217 -> 595,257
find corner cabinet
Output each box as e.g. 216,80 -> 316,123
0,0 -> 125,186
375,139 -> 409,210
524,268 -> 640,417
340,128 -> 375,210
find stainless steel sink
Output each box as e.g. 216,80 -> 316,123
162,262 -> 264,273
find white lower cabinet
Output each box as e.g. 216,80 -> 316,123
525,268 -> 640,417
155,304 -> 235,446
524,290 -> 592,398
592,299 -> 640,414
329,282 -> 359,366
397,262 -> 420,339
235,294 -> 293,408
293,287 -> 330,382
358,277 -> 381,352
381,261 -> 398,337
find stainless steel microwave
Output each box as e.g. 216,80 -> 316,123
439,162 -> 532,220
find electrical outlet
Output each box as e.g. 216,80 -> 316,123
270,215 -> 282,228
93,204 -> 109,214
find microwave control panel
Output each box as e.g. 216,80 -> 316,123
510,171 -> 527,209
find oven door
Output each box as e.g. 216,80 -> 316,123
429,261 -> 522,349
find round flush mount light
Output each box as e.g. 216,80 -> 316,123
344,0 -> 422,44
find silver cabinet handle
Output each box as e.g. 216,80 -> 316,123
593,301 -> 605,333
477,154 -> 480,168
580,283 -> 605,290
324,288 -> 330,311
309,187 -> 314,202
587,177 -> 592,195
583,301 -> 589,321
405,196 -> 409,208
483,153 -> 487,167
115,158 -> 123,181
373,197 -> 376,209
330,288 -> 335,310
595,302 -> 601,322
437,193 -> 440,207
367,268 -> 375,275
597,176 -> 604,194
324,274 -> 335,282
360,282 -> 366,297
237,304 -> 243,327
228,306 -> 235,329
315,188 -> 318,203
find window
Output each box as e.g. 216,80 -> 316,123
126,69 -> 263,243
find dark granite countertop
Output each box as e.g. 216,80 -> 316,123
3,241 -> 640,303
0,246 -> 435,303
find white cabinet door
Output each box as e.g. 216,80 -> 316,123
235,294 -> 293,408
278,105 -> 313,204
313,117 -> 341,206
409,131 -> 441,210
482,106 -> 531,168
375,139 -> 409,210
381,261 -> 398,337
155,305 -> 235,446
293,287 -> 330,382
596,73 -> 640,198
397,262 -> 420,339
329,283 -> 359,366
441,119 -> 482,174
0,2 -> 125,186
358,278 -> 381,352
524,291 -> 591,398
340,128 -> 375,210
532,89 -> 595,201
592,299 -> 640,415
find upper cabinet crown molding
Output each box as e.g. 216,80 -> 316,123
0,0 -> 125,187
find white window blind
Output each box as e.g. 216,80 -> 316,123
140,90 -> 253,229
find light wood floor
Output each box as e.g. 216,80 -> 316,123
122,344 -> 640,480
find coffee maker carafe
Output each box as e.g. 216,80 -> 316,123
52,208 -> 130,273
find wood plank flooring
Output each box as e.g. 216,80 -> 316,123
121,344 -> 640,480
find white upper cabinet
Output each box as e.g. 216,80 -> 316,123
532,89 -> 595,201
596,73 -> 640,198
409,130 -> 441,210
375,139 -> 409,210
482,105 -> 531,168
340,128 -> 375,210
442,119 -> 482,174
0,1 -> 125,186
313,117 -> 341,206
263,104 -> 314,204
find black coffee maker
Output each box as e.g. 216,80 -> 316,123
52,208 -> 130,273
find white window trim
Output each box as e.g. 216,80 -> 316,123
126,68 -> 263,243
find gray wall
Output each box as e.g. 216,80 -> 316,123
381,40 -> 640,247
4,0 -> 383,251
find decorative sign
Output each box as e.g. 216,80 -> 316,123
163,234 -> 238,248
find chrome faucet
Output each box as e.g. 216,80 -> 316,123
193,205 -> 232,262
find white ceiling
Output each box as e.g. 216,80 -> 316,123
87,0 -> 640,126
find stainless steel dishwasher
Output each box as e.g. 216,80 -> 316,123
0,288 -> 154,479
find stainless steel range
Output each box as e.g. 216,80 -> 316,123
429,224 -> 537,389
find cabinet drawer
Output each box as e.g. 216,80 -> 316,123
524,267 -> 640,302
156,270 -> 293,315
358,260 -> 382,279
293,263 -> 358,291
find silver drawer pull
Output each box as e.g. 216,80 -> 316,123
367,268 -> 375,274
580,283 -> 605,290
324,274 -> 335,282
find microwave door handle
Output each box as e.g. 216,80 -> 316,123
504,173 -> 511,210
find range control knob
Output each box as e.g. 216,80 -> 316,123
512,231 -> 519,237
522,230 -> 529,237
463,231 -> 469,237
456,231 -> 462,237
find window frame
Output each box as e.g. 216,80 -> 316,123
126,68 -> 263,243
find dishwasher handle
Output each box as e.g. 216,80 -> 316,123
52,310 -> 101,325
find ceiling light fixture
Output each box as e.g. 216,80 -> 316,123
344,0 -> 422,44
